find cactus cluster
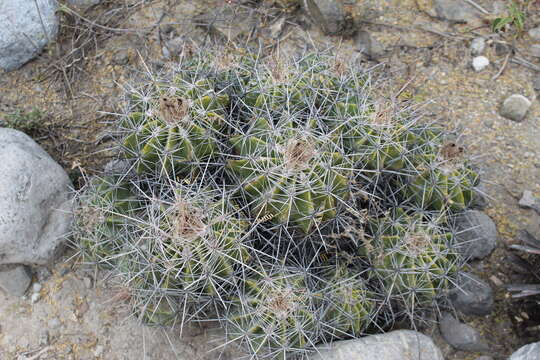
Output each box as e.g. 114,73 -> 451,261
74,50 -> 481,359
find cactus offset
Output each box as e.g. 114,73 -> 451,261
227,265 -> 320,359
318,264 -> 376,339
364,209 -> 459,316
401,142 -> 479,211
121,78 -> 229,177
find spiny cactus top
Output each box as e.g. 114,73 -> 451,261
133,185 -> 250,301
401,142 -> 479,211
76,175 -> 139,263
227,265 -> 319,360
364,209 -> 459,310
318,264 -> 376,339
227,116 -> 351,233
121,78 -> 229,177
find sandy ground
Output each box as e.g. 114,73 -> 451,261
1,0 -> 540,359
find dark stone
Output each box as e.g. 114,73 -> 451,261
439,312 -> 490,352
449,272 -> 494,316
453,210 -> 498,260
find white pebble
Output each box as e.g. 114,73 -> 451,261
472,56 -> 490,72
471,37 -> 485,55
94,345 -> 104,357
32,282 -> 42,293
31,292 -> 41,304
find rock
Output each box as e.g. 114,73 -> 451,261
500,94 -> 531,122
94,345 -> 105,357
67,0 -> 101,6
471,37 -> 486,55
472,182 -> 489,209
434,0 -> 477,22
48,318 -> 61,329
31,292 -> 41,303
530,44 -> 540,58
35,266 -> 52,282
83,276 -> 93,289
0,265 -> 31,296
195,6 -> 258,42
32,282 -> 42,293
111,51 -> 129,66
303,0 -> 347,35
533,76 -> 540,91
0,0 -> 59,71
439,312 -> 490,352
39,330 -> 50,346
453,210 -> 498,260
449,272 -> 494,317
472,56 -> 490,72
529,27 -> 540,40
508,342 -> 540,360
519,190 -> 540,214
354,30 -> 385,60
309,330 -> 444,360
475,356 -> 494,360
0,128 -> 73,266
494,42 -> 511,56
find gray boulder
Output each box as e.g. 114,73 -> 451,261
309,330 -> 444,360
303,0 -> 347,35
439,312 -> 490,352
508,342 -> 540,360
0,0 -> 59,71
453,210 -> 498,260
449,272 -> 494,317
0,264 -> 32,296
500,95 -> 531,122
0,128 -> 73,265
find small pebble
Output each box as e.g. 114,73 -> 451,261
475,356 -> 494,360
533,76 -> 540,91
489,275 -> 504,287
500,94 -> 531,122
48,318 -> 61,329
32,282 -> 42,293
472,56 -> 489,72
530,44 -> 540,58
83,277 -> 93,289
31,292 -> 41,304
94,345 -> 105,357
494,42 -> 511,56
529,26 -> 540,40
39,330 -> 50,346
471,37 -> 485,55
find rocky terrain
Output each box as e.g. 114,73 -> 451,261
1,0 -> 540,359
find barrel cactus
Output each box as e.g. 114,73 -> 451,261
318,264 -> 377,339
76,175 -> 139,264
129,185 -> 250,314
226,265 -> 320,360
73,50 -> 480,358
121,78 -> 229,178
400,142 -> 479,211
364,209 -> 460,317
227,116 -> 351,233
